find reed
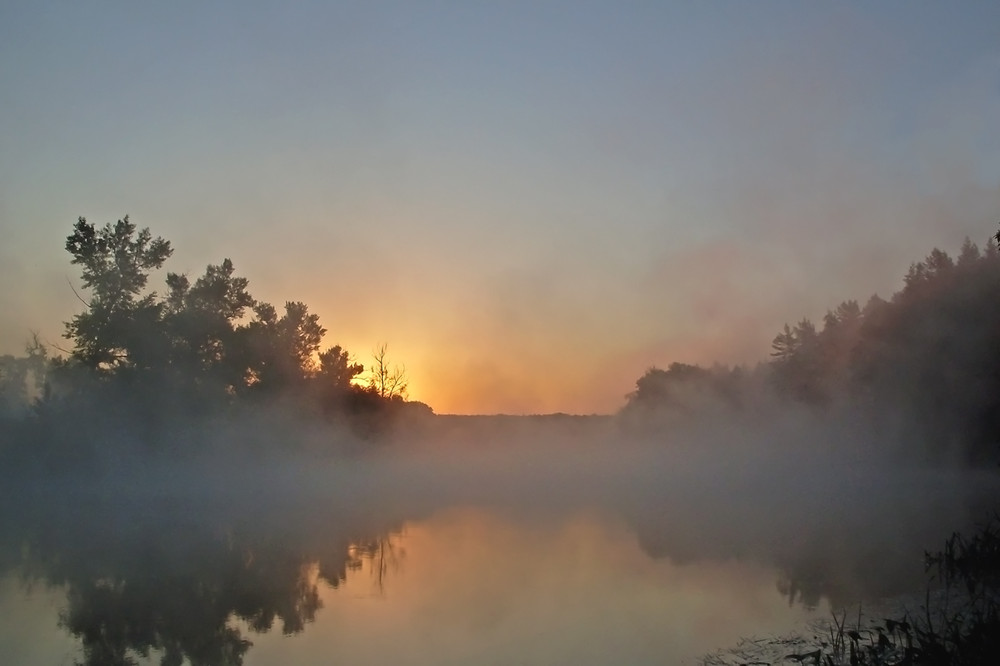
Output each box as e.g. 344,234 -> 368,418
702,515 -> 1000,665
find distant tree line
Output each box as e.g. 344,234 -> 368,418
623,233 -> 1000,463
0,216 -> 431,466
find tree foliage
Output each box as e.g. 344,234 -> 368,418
21,214 -> 427,455
625,233 -> 1000,462
60,217 -> 350,397
64,216 -> 173,370
318,345 -> 365,394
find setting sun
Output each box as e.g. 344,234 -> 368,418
2,4 -> 999,664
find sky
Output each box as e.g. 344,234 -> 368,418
1,2 -> 998,414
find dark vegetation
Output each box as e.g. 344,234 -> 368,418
720,516 -> 1000,666
0,216 -> 432,472
3,217 -> 1000,664
622,235 -> 1000,465
4,216 -> 1000,468
0,476 -> 406,666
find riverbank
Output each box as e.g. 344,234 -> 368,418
700,516 -> 1000,666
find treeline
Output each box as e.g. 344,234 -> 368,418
623,234 -> 1000,463
0,217 -> 430,466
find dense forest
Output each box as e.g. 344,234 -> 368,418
622,234 -> 1000,464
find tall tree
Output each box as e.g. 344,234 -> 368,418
770,323 -> 798,362
164,258 -> 254,389
64,217 -> 173,371
243,301 -> 327,390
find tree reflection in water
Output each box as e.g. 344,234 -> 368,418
0,490 -> 400,666
1,454 -> 995,665
348,536 -> 405,597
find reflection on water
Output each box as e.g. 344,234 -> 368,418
1,446 -> 997,665
0,575 -> 78,665
246,508 -> 826,666
0,502 -> 828,666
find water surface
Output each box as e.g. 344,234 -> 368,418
2,437 -> 997,665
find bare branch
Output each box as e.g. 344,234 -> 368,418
65,276 -> 92,308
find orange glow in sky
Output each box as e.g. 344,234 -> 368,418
2,3 -> 998,415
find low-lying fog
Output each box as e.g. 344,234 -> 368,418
11,412 -> 998,600
3,412 -> 999,665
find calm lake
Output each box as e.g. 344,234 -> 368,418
2,507 -> 830,666
2,436 -> 997,665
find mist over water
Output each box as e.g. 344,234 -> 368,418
1,3 -> 998,663
3,411 -> 998,665
0,106 -> 997,666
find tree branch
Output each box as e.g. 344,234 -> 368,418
66,276 -> 92,308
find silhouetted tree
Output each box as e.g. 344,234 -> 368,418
64,217 -> 173,371
624,228 -> 1000,461
315,345 -> 364,407
770,318 -> 827,404
242,301 -> 326,391
164,258 -> 254,395
366,344 -> 407,400
770,323 -> 798,362
622,362 -> 750,428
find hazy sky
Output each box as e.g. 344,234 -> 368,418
1,2 -> 998,414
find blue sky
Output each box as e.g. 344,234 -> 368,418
2,2 -> 998,413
